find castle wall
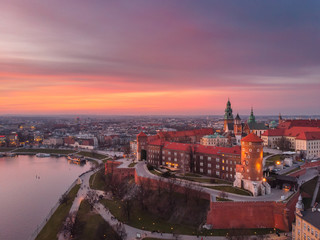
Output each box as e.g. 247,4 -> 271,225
206,192 -> 299,231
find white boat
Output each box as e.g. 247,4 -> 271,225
36,153 -> 51,157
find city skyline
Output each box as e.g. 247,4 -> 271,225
1,0 -> 320,115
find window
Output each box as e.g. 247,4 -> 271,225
208,169 -> 211,174
222,166 -> 225,170
222,159 -> 225,163
181,153 -> 184,157
226,160 -> 228,164
216,171 -> 220,176
174,158 -> 177,162
216,158 -> 220,162
200,168 -> 203,173
257,149 -> 260,152
208,163 -> 211,167
174,152 -> 177,156
216,164 -> 220,169
200,156 -> 203,160
168,157 -> 171,161
230,167 -> 232,171
200,162 -> 203,166
208,157 -> 211,160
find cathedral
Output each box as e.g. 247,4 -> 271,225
223,99 -> 268,145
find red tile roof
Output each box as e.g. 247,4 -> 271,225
262,129 -> 285,136
241,133 -> 263,143
296,131 -> 320,140
195,145 -> 241,155
158,128 -> 213,139
148,139 -> 163,146
137,132 -> 147,137
279,119 -> 320,128
262,127 -> 320,139
163,142 -> 191,151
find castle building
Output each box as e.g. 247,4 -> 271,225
292,196 -> 320,240
137,128 -> 241,181
261,119 -> 320,159
200,132 -> 228,147
233,133 -> 271,196
222,99 -> 268,145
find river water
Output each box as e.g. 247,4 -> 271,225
0,155 -> 93,240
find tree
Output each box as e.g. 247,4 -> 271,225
218,191 -> 229,200
59,192 -> 69,205
182,180 -> 193,203
275,137 -> 291,151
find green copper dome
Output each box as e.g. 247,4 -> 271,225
224,98 -> 234,120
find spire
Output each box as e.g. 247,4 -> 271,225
248,107 -> 256,124
224,98 -> 234,120
296,194 -> 304,215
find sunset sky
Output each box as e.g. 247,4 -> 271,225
1,0 -> 320,115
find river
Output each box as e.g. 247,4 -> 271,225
0,154 -> 93,240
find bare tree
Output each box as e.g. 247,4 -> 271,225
218,191 -> 229,200
59,192 -> 69,205
182,180 -> 193,203
192,184 -> 204,206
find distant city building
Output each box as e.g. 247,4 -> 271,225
42,137 -> 64,146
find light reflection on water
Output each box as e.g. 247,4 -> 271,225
0,155 -> 93,240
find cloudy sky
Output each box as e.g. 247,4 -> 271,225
1,0 -> 319,115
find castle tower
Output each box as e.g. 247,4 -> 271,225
234,133 -> 271,196
223,98 -> 234,132
279,113 -> 283,124
295,195 -> 304,216
248,107 -> 256,124
234,113 -> 242,145
136,131 -> 148,161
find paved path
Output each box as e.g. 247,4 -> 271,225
58,165 -> 102,240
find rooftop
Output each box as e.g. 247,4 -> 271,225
300,208 -> 320,229
241,133 -> 263,143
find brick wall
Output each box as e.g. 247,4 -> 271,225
206,192 -> 299,231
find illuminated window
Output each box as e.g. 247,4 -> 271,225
222,166 -> 225,170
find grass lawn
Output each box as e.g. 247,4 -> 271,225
206,186 -> 252,196
13,148 -> 75,154
128,162 -> 137,168
73,200 -> 120,240
35,184 -> 80,240
184,172 -> 202,177
150,169 -> 162,176
89,169 -> 106,191
265,154 -> 285,166
0,147 -> 14,152
101,199 -> 197,235
77,151 -> 108,160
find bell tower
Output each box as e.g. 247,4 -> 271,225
224,98 -> 234,132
